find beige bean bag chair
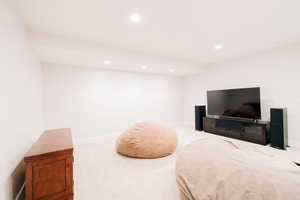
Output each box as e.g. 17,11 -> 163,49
116,122 -> 178,158
176,138 -> 300,200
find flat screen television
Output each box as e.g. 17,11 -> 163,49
207,87 -> 261,119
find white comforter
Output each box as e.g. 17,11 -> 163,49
176,138 -> 300,200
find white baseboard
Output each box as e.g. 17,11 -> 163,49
15,182 -> 25,200
288,139 -> 300,148
74,131 -> 120,146
73,122 -> 184,146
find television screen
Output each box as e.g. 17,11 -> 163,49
207,87 -> 261,119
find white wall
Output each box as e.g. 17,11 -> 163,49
44,64 -> 183,143
183,44 -> 300,146
0,1 -> 43,199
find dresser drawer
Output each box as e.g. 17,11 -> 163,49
24,129 -> 74,200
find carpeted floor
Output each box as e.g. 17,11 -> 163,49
73,126 -> 300,200
73,127 -> 202,200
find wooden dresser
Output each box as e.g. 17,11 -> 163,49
24,128 -> 74,200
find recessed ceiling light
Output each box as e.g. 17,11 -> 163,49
141,65 -> 148,70
104,60 -> 111,65
169,69 -> 175,73
214,44 -> 223,50
130,13 -> 141,23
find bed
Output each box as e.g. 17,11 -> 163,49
176,138 -> 300,200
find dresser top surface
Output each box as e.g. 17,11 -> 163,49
24,128 -> 73,162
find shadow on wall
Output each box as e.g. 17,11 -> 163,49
6,160 -> 25,200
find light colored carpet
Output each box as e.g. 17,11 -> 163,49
73,127 -> 300,200
74,127 -> 202,200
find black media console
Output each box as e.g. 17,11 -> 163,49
203,116 -> 270,145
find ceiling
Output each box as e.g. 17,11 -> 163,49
12,0 -> 300,75
27,30 -> 204,76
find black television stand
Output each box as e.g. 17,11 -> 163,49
203,116 -> 270,145
218,116 -> 257,123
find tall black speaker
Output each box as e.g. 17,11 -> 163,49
195,105 -> 206,131
270,108 -> 288,150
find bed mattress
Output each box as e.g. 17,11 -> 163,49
176,138 -> 300,200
